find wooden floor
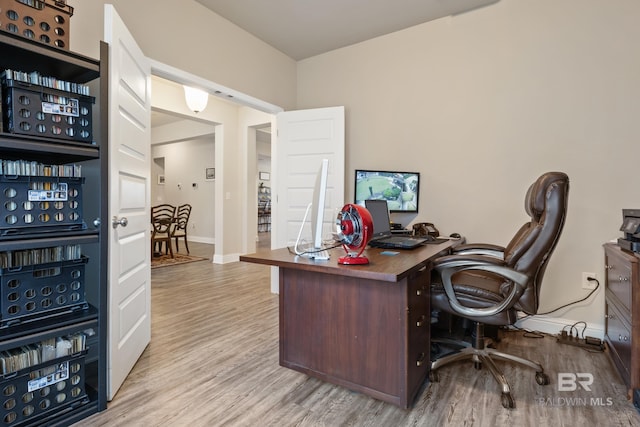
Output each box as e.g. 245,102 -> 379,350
79,239 -> 640,427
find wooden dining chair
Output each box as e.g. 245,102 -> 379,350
171,204 -> 192,254
151,204 -> 176,258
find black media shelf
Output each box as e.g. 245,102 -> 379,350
0,231 -> 99,250
0,26 -> 107,425
0,32 -> 99,83
0,133 -> 100,162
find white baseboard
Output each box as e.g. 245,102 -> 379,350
213,253 -> 239,264
189,236 -> 215,245
184,236 -> 238,263
515,314 -> 605,340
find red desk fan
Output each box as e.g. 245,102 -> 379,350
336,204 -> 374,265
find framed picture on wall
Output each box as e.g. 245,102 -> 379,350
206,168 -> 215,180
259,172 -> 270,181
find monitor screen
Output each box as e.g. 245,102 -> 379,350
354,169 -> 420,213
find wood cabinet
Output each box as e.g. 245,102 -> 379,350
604,243 -> 640,394
0,31 -> 106,425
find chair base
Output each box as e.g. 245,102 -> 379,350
430,322 -> 549,409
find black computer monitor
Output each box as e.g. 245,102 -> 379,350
354,169 -> 420,213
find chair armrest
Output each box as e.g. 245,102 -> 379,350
451,243 -> 505,259
434,255 -> 529,318
433,253 -> 504,269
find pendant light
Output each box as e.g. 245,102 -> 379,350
183,85 -> 208,113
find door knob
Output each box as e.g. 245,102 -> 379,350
112,216 -> 128,229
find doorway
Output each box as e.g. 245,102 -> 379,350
149,78 -> 217,253
256,125 -> 271,248
148,66 -> 279,259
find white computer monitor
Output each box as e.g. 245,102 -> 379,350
294,158 -> 330,258
311,158 -> 329,249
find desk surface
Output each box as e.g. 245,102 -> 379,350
240,240 -> 454,282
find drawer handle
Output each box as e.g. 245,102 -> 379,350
416,352 -> 426,367
416,315 -> 426,327
416,289 -> 422,296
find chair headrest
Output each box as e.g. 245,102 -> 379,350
525,171 -> 569,221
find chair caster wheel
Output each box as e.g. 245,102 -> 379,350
429,370 -> 439,382
501,392 -> 515,409
535,371 -> 550,385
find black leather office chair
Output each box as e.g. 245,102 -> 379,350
429,171 -> 569,409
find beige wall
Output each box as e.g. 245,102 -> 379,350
70,0 -> 297,110
67,0 -> 639,332
151,139 -> 216,244
71,3 -> 282,261
297,0 -> 640,333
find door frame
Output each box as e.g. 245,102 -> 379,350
148,60 -> 283,261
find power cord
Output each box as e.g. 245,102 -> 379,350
562,321 -> 587,338
557,321 -> 605,352
287,242 -> 342,257
513,277 -> 602,348
532,276 -> 600,316
507,323 -> 546,339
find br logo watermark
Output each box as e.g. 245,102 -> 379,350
558,372 -> 593,391
535,373 -> 613,407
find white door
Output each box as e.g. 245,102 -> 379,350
272,107 -> 345,291
104,5 -> 152,400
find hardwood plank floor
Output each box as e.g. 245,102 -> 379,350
78,240 -> 640,427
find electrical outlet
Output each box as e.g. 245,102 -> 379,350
582,272 -> 597,290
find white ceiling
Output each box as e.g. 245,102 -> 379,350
195,0 -> 500,60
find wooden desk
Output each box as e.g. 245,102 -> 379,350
240,241 -> 453,408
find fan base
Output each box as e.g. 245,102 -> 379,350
338,255 -> 370,265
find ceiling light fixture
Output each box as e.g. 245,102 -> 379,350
183,85 -> 209,113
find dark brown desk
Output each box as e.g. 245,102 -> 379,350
240,241 -> 454,408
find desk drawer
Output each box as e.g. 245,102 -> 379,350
407,265 -> 429,309
607,263 -> 632,313
606,247 -> 634,313
606,301 -> 631,386
407,266 -> 430,398
408,308 -> 429,371
407,265 -> 429,361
